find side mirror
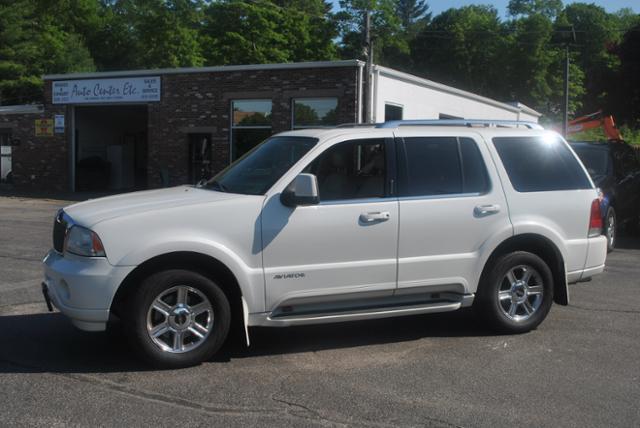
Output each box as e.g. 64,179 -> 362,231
281,173 -> 320,207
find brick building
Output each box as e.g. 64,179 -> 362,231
0,60 -> 540,192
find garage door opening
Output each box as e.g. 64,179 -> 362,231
74,105 -> 148,191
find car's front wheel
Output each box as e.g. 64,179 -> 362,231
476,251 -> 554,334
124,269 -> 231,368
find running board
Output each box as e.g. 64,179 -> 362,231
248,299 -> 470,327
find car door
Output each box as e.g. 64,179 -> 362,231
393,130 -> 512,297
261,136 -> 399,313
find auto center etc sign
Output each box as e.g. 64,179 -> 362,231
52,76 -> 161,104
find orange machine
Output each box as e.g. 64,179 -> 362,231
567,111 -> 623,141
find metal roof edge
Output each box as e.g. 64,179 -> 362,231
0,104 -> 44,114
44,60 -> 365,81
508,102 -> 543,117
373,65 -> 522,114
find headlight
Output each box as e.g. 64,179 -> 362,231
64,226 -> 106,257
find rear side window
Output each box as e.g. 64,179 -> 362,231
399,137 -> 489,197
493,136 -> 592,192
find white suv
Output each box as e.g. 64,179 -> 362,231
42,120 -> 608,368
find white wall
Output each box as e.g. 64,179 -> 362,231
373,68 -> 540,123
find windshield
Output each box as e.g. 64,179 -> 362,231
205,136 -> 318,195
572,146 -> 609,177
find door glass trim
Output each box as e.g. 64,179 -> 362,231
397,192 -> 485,202
316,196 -> 398,206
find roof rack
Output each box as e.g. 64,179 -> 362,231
335,123 -> 377,128
375,119 -> 544,130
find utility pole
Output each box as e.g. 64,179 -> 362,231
364,9 -> 373,124
556,26 -> 576,138
563,44 -> 570,138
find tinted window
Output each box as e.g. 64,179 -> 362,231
385,104 -> 403,121
571,145 -> 609,177
611,144 -> 640,177
400,137 -> 489,196
460,139 -> 490,193
493,136 -> 592,192
304,139 -> 386,201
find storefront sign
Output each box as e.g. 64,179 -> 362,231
35,119 -> 54,137
52,76 -> 161,104
54,114 -> 65,133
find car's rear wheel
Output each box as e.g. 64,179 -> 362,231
124,269 -> 230,368
476,251 -> 554,333
605,207 -> 616,252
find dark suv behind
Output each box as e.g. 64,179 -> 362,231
570,141 -> 640,250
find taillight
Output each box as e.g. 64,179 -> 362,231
588,198 -> 603,237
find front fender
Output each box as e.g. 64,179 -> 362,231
114,238 -> 265,313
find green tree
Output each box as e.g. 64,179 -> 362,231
335,0 -> 406,65
611,8 -> 640,33
557,3 -> 618,113
202,0 -> 336,65
611,24 -> 640,128
508,0 -> 563,19
0,0 -> 95,105
502,14 -> 555,112
396,0 -> 431,33
90,0 -> 205,70
411,5 -> 507,99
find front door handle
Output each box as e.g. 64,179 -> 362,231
474,204 -> 501,217
360,211 -> 391,223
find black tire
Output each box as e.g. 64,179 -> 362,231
476,251 -> 554,334
604,207 -> 616,252
123,269 -> 231,368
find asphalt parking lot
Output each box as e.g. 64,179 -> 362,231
0,195 -> 639,427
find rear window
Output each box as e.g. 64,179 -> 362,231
493,136 -> 592,192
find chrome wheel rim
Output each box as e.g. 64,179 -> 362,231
146,285 -> 214,353
498,265 -> 544,322
607,213 -> 615,247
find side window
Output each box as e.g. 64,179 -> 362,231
304,139 -> 386,201
493,136 -> 592,192
399,137 -> 489,197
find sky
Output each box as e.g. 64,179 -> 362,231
330,1 -> 639,18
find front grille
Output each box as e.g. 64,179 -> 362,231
53,210 -> 67,253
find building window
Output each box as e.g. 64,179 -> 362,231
439,113 -> 463,120
0,130 -> 12,183
293,98 -> 338,128
231,100 -> 272,161
384,104 -> 403,121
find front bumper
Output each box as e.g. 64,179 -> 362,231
42,250 -> 135,332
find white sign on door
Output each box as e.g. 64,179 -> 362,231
52,76 -> 161,104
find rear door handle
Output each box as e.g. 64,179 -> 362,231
474,204 -> 501,217
360,211 -> 391,223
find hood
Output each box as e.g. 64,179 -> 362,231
64,186 -> 243,227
